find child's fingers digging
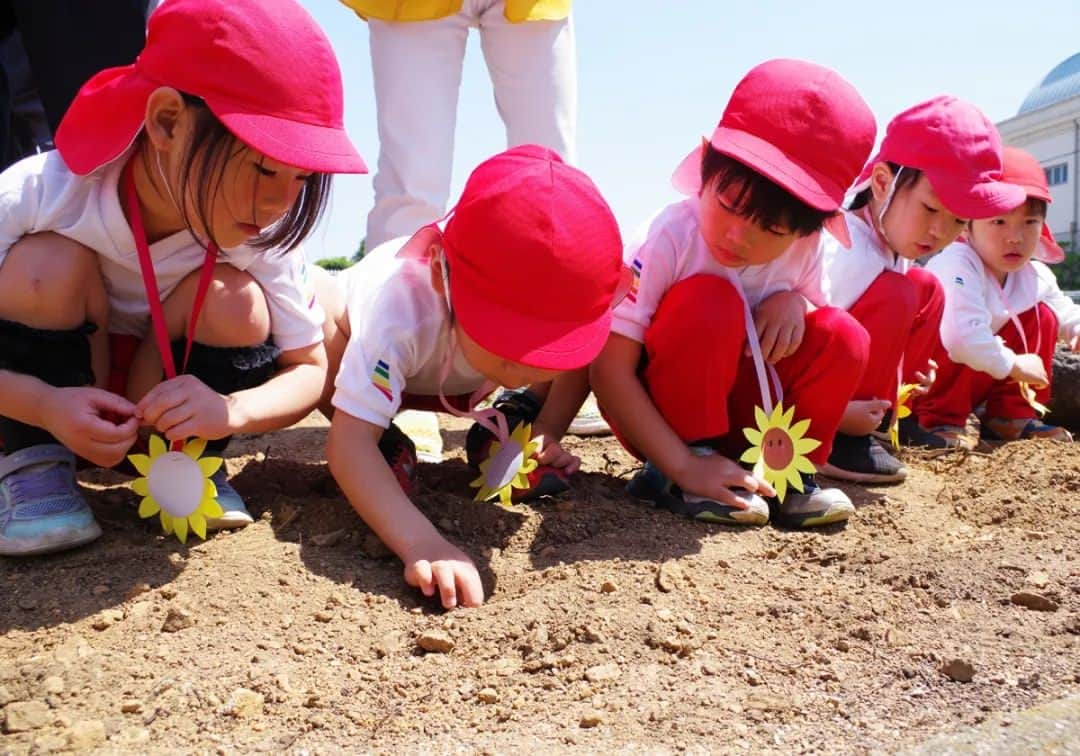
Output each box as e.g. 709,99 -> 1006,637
404,560 -> 436,598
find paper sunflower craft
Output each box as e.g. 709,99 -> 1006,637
888,382 -> 920,448
471,421 -> 539,507
128,435 -> 224,543
740,403 -> 820,501
1020,382 -> 1049,417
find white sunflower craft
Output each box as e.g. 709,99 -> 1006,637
471,421 -> 539,507
740,403 -> 820,502
128,435 -> 224,544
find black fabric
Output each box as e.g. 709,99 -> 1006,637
0,318 -> 94,451
169,338 -> 280,455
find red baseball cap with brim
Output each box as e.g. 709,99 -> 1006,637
1000,146 -> 1065,263
672,58 -> 877,248
398,145 -> 626,371
55,0 -> 367,176
852,96 -> 1023,221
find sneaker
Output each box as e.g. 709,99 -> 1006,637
897,416 -> 953,449
0,444 -> 102,556
379,422 -> 419,495
923,424 -> 975,450
820,433 -> 907,484
466,388 -> 571,502
772,474 -> 854,528
981,417 -> 1074,443
567,393 -> 611,436
205,469 -> 254,531
625,456 -> 769,527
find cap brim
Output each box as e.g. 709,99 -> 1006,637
54,65 -> 153,175
451,275 -> 613,371
1035,223 -> 1065,264
929,173 -> 1028,220
218,108 -> 367,174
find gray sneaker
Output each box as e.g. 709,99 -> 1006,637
773,473 -> 854,528
0,444 -> 102,556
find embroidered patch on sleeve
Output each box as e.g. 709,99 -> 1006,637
953,276 -> 964,286
627,258 -> 643,303
371,359 -> 393,401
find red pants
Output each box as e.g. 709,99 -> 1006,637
621,275 -> 869,465
847,267 -> 943,404
914,303 -> 1057,427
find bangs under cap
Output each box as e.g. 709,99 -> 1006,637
56,0 -> 367,176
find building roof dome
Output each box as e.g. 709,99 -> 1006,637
1019,52 -> 1080,115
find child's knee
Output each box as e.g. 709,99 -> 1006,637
0,233 -> 103,327
194,266 -> 271,346
807,306 -> 870,368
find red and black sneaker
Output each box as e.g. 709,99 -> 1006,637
464,389 -> 570,502
378,422 -> 419,495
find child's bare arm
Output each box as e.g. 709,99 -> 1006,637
590,333 -> 772,506
532,367 -> 589,441
327,410 -> 484,609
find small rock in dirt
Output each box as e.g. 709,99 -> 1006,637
599,580 -> 617,594
477,688 -> 498,704
940,659 -> 976,683
159,587 -> 177,599
4,701 -> 50,732
1011,592 -> 1059,612
31,734 -> 66,753
126,583 -> 152,600
1027,571 -> 1050,588
743,668 -> 764,686
417,629 -> 455,654
121,700 -> 143,714
17,595 -> 37,611
92,608 -> 124,631
375,631 -> 405,658
656,561 -> 683,593
313,611 -> 333,624
580,711 -> 604,728
228,688 -> 264,718
41,676 -> 64,695
66,719 -> 106,750
311,529 -> 347,547
161,606 -> 195,633
115,726 -> 150,745
92,584 -> 110,596
584,664 -> 620,683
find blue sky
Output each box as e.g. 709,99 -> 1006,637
301,0 -> 1080,261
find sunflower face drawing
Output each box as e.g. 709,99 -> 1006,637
471,421 -> 539,507
889,382 -> 920,448
128,435 -> 224,543
740,403 -> 820,501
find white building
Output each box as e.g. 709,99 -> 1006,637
997,52 -> 1080,253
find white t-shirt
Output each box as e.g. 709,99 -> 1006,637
925,241 -> 1080,379
821,210 -> 909,311
0,151 -> 323,351
611,199 -> 827,343
332,239 -> 486,428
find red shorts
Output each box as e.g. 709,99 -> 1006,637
107,333 -> 141,397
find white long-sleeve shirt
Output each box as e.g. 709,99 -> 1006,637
925,241 -> 1080,379
821,209 -> 909,311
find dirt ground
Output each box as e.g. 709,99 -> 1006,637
2,413 -> 1079,754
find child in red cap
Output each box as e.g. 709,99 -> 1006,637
0,0 -> 367,557
591,59 -> 875,529
819,97 -> 1025,482
913,146 -> 1079,445
321,145 -> 625,609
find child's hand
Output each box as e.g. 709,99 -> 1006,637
751,291 -> 808,363
838,398 -> 892,436
534,436 -> 580,474
674,452 -> 776,509
42,387 -> 139,468
1009,354 -> 1049,388
403,537 -> 484,609
1070,325 -> 1080,352
134,374 -> 235,441
912,358 -> 937,395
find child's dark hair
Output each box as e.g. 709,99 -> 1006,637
142,93 -> 331,253
1023,197 -> 1048,218
700,145 -> 832,237
847,162 -> 922,211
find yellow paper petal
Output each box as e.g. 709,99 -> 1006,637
199,498 -> 224,519
754,405 -> 769,431
785,466 -> 805,494
780,404 -> 795,428
793,455 -> 817,475
773,473 -> 788,503
520,458 -> 538,475
197,457 -> 224,478
189,513 -> 207,541
149,434 -> 167,458
138,496 -> 159,518
160,512 -> 173,534
173,516 -> 188,544
897,404 -> 912,420
183,437 -> 207,460
740,446 -> 761,464
128,454 -> 152,476
789,418 -> 811,441
743,427 -> 763,446
132,478 -> 151,497
794,437 -> 821,456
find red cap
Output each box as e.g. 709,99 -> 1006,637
672,58 -> 876,248
399,145 -> 625,371
55,0 -> 367,176
1001,146 -> 1064,263
853,96 -> 1023,220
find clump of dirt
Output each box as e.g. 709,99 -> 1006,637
2,417 -> 1078,754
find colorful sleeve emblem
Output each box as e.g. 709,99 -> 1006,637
626,258 -> 643,303
371,359 -> 393,401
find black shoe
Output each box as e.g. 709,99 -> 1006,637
897,416 -> 950,449
820,433 -> 907,484
378,422 -> 418,494
626,458 -> 769,526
